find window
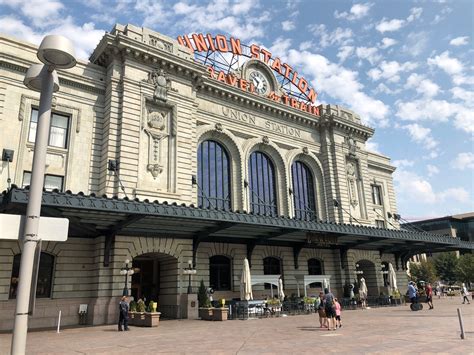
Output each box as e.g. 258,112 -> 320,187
22,171 -> 64,191
28,108 -> 70,148
248,151 -> 277,216
376,220 -> 386,228
371,185 -> 382,205
263,257 -> 281,289
197,140 -> 231,210
292,161 -> 317,220
308,258 -> 323,288
209,255 -> 231,291
10,252 -> 55,299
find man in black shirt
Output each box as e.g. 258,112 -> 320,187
118,296 -> 130,331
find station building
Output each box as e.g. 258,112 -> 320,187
1,24 -> 472,330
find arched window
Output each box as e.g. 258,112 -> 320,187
9,252 -> 55,299
209,255 -> 231,291
263,257 -> 281,289
308,258 -> 323,288
197,140 -> 231,210
248,151 -> 277,216
291,161 -> 316,220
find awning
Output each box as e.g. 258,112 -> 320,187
2,187 -> 472,269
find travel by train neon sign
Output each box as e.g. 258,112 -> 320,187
177,34 -> 320,116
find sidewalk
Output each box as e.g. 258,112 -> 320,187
0,297 -> 472,354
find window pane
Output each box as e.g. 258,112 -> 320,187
10,253 -> 54,299
44,175 -> 64,191
49,126 -> 67,148
28,109 -> 39,143
292,161 -> 316,220
22,171 -> 31,188
249,152 -> 277,216
197,140 -> 231,210
209,255 -> 231,291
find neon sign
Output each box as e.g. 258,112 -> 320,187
177,33 -> 320,116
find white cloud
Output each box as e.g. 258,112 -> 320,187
376,18 -> 405,33
405,73 -> 440,98
401,32 -> 429,57
407,7 -> 423,23
299,41 -> 312,51
286,50 -> 389,126
402,123 -> 438,150
374,83 -> 400,95
0,15 -> 105,60
367,60 -> 418,83
365,138 -> 380,153
394,167 -> 470,205
431,7 -> 452,25
334,3 -> 373,21
281,20 -> 295,31
0,0 -> 63,27
392,159 -> 414,168
450,36 -> 469,46
308,24 -> 353,48
451,152 -> 474,170
380,37 -> 397,49
396,99 -> 474,133
269,37 -> 292,58
355,46 -> 381,65
427,164 -> 439,177
451,87 -> 474,104
428,51 -> 464,75
337,45 -> 354,62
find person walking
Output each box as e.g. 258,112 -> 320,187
334,298 -> 342,328
407,281 -> 418,305
426,283 -> 434,309
324,288 -> 337,331
461,283 -> 471,304
316,291 -> 328,328
118,296 -> 130,331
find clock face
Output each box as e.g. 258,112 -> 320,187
249,70 -> 269,95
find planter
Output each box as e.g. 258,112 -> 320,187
128,312 -> 161,327
198,307 -> 228,321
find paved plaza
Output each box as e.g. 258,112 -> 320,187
0,297 -> 472,354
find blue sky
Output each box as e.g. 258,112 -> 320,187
0,0 -> 472,221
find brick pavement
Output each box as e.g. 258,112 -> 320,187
0,297 -> 472,354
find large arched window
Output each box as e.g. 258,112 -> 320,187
248,151 -> 277,216
308,258 -> 323,288
9,252 -> 55,299
197,140 -> 231,210
291,161 -> 316,220
263,257 -> 281,289
209,255 -> 231,291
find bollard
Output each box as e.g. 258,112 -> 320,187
57,310 -> 62,334
457,308 -> 465,340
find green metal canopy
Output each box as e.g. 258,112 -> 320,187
1,187 -> 472,269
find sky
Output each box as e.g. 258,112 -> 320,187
0,0 -> 473,221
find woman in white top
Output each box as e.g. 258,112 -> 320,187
461,284 -> 471,304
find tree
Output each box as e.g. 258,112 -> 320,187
456,254 -> 474,285
197,280 -> 211,308
433,252 -> 458,284
409,260 -> 438,284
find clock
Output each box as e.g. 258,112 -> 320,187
249,70 -> 269,95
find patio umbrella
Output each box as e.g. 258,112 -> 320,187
278,278 -> 285,301
359,277 -> 368,299
388,263 -> 397,294
240,258 -> 253,301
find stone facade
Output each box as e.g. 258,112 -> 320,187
0,24 -> 407,330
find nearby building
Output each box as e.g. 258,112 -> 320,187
1,24 -> 472,330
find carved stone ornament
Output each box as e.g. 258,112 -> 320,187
346,162 -> 356,177
147,110 -> 166,131
262,136 -> 270,144
347,134 -> 357,156
302,147 -> 309,155
147,69 -> 170,102
215,123 -> 223,132
51,95 -> 57,108
147,163 -> 163,178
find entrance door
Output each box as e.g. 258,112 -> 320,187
131,256 -> 160,302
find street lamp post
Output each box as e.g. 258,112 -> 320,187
183,260 -> 196,294
11,35 -> 76,355
120,260 -> 134,296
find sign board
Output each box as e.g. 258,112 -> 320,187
306,232 -> 338,247
0,214 -> 69,241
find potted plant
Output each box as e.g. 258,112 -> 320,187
128,299 -> 161,327
198,280 -> 213,320
212,298 -> 228,321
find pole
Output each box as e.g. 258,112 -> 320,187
123,271 -> 129,296
11,67 -> 54,355
457,308 -> 465,339
57,310 -> 61,334
187,273 -> 192,294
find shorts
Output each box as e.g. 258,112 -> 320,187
325,306 -> 336,318
335,315 -> 341,321
318,309 -> 326,318
426,296 -> 432,302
